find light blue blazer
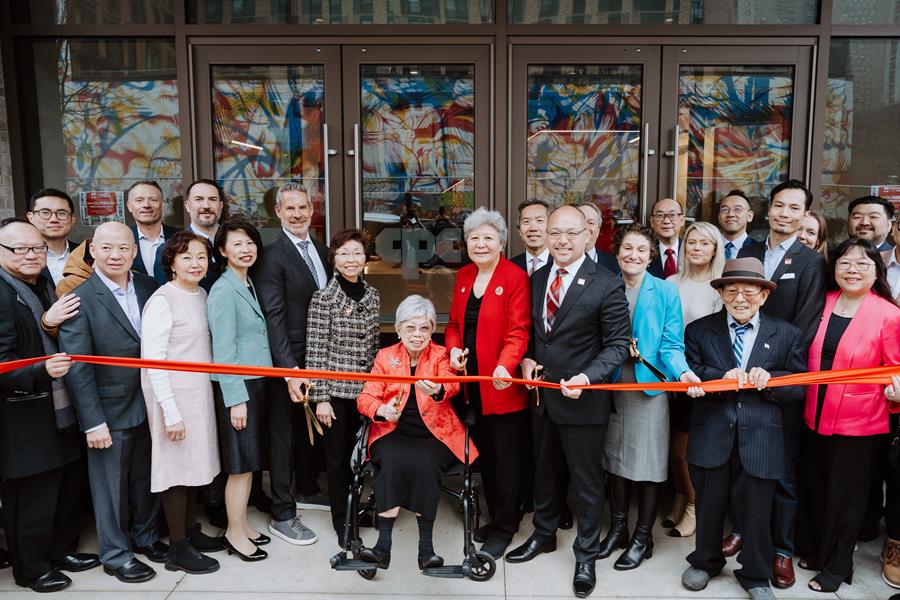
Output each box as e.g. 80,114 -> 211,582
622,272 -> 691,395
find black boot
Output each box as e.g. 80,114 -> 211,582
597,512 -> 630,559
613,523 -> 653,570
164,540 -> 220,574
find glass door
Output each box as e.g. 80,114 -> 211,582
341,45 -> 491,317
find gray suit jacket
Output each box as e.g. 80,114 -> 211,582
59,272 -> 158,431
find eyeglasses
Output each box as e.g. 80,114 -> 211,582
651,212 -> 683,223
547,229 -> 585,240
835,260 -> 875,272
0,243 -> 49,256
721,287 -> 763,301
335,251 -> 366,260
30,208 -> 73,220
718,206 -> 747,215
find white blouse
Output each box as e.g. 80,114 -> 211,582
141,293 -> 187,426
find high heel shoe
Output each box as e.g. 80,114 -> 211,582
249,532 -> 271,546
808,568 -> 853,593
223,536 -> 268,562
668,502 -> 696,537
663,494 -> 686,528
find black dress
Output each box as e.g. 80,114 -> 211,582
370,365 -> 457,520
797,314 -> 880,578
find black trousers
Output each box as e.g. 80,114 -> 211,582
3,458 -> 85,582
293,398 -> 323,497
269,381 -> 298,522
865,413 -> 899,537
688,443 -> 775,589
473,409 -> 527,543
322,397 -> 359,533
531,410 -> 607,562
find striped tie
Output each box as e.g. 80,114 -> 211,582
731,322 -> 753,368
545,268 -> 567,333
297,240 -> 320,289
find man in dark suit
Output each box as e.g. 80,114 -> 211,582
718,190 -> 763,260
736,179 -> 826,588
255,182 -> 331,544
0,218 -> 99,592
26,188 -> 79,286
505,205 -> 630,598
577,202 -> 620,274
59,222 -> 164,583
681,258 -> 806,600
510,199 -> 550,275
647,198 -> 684,279
847,195 -> 894,252
125,180 -> 179,277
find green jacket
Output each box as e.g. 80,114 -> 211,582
207,268 -> 273,407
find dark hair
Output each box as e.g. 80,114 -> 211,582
125,180 -> 163,201
328,228 -> 370,266
516,199 -> 549,223
160,231 -> 208,281
213,216 -> 263,273
848,195 -> 895,220
186,178 -> 229,223
28,188 -> 74,213
827,237 -> 894,301
769,179 -> 813,210
612,223 -> 659,261
721,189 -> 751,206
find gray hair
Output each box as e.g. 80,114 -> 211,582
394,294 -> 436,331
463,207 -> 508,246
275,182 -> 309,207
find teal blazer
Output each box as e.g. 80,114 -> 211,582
622,272 -> 691,395
207,268 -> 273,407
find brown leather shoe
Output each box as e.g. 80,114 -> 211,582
721,534 -> 743,557
772,555 -> 795,589
884,537 -> 900,589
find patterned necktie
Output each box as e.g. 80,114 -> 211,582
545,268 -> 567,333
529,257 -> 539,277
731,321 -> 753,368
664,248 -> 677,278
725,241 -> 735,260
298,240 -> 320,289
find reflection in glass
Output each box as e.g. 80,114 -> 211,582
210,65 -> 326,240
676,65 -> 793,232
832,0 -> 900,24
526,64 -> 642,247
822,38 -> 900,243
13,0 -> 175,24
359,64 -> 475,317
511,0 -> 816,24
189,0 -> 493,23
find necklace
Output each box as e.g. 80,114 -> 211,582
834,293 -> 863,317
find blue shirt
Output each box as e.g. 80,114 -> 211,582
726,311 -> 761,371
763,235 -> 797,280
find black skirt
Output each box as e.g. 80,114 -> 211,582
370,432 -> 457,520
669,391 -> 693,433
214,378 -> 270,474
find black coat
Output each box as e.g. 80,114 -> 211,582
0,276 -> 80,479
526,257 -> 631,425
684,309 -> 807,480
130,223 -> 180,277
254,231 -> 332,369
647,239 -> 681,279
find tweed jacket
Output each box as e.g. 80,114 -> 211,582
306,275 -> 380,403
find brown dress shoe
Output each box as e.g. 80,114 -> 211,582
884,537 -> 900,589
721,534 -> 743,557
771,555 -> 795,589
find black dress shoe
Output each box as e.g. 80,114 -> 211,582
0,548 -> 11,569
505,536 -> 557,563
223,536 -> 268,562
573,561 -> 596,598
560,507 -> 574,530
474,523 -> 491,543
187,526 -> 226,552
18,569 -> 72,593
103,558 -> 156,583
53,552 -> 101,572
418,554 -> 444,569
134,540 -> 169,563
358,546 -> 390,569
481,538 -> 509,560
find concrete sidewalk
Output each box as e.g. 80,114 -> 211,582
0,489 -> 894,600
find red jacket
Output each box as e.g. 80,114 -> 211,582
357,341 -> 477,463
806,290 -> 900,436
444,257 -> 530,415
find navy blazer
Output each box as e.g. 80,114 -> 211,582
684,309 -> 807,480
130,223 -> 180,276
647,239 -> 681,279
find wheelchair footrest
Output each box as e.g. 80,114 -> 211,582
422,564 -> 466,578
330,553 -> 377,571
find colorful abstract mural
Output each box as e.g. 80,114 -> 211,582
820,78 -> 854,216
526,65 -> 642,223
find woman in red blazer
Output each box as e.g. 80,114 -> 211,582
444,207 -> 531,560
797,238 -> 900,593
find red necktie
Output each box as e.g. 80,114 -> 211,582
546,268 -> 567,333
664,248 -> 677,278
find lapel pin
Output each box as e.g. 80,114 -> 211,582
460,287 -> 466,293
389,357 -> 401,369
764,343 -> 770,349
344,306 -> 353,316
784,258 -> 792,265
577,278 -> 586,285
495,286 -> 504,296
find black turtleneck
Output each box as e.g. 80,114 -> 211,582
337,274 -> 366,302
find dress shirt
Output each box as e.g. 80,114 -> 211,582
763,235 -> 797,280
137,225 -> 166,275
726,310 -> 761,371
525,248 -> 550,277
283,228 -> 328,289
45,243 -> 71,284
188,223 -> 214,241
141,291 -> 185,426
659,239 -> 680,268
887,248 -> 900,300
724,232 -> 748,260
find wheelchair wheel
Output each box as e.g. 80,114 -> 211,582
358,568 -> 377,580
466,550 -> 496,582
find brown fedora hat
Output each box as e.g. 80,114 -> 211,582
710,257 -> 777,292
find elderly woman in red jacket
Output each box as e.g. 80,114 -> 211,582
356,295 -> 477,572
797,237 -> 900,593
444,207 -> 531,560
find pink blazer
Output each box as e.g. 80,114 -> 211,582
805,290 -> 900,436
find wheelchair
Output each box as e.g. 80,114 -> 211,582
329,410 -> 497,581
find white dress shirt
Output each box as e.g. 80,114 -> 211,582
137,225 -> 166,275
726,311 -> 761,371
886,248 -> 900,300
658,239 -> 680,270
764,235 -> 797,280
45,243 -> 71,284
525,248 -> 550,277
283,228 -> 328,289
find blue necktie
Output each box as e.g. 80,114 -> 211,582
725,241 -> 735,260
731,322 -> 752,368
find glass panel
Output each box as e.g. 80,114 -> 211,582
211,65 -> 327,242
188,0 -> 493,23
526,64 -> 642,248
833,0 -> 900,24
676,65 -> 794,237
20,39 -> 181,237
13,0 -> 175,24
511,0 -> 817,24
822,38 -> 900,244
359,64 -> 476,317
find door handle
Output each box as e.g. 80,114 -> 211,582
323,123 -> 332,241
672,124 -> 681,200
352,123 -> 361,229
640,122 -> 651,222
327,149 -> 339,157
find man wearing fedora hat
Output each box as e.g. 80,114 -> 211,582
680,258 -> 807,600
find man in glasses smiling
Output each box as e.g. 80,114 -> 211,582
26,188 -> 78,286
